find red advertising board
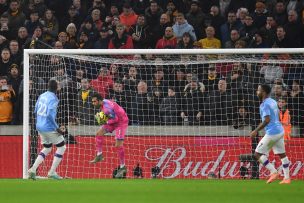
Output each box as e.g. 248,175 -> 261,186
1,136 -> 303,179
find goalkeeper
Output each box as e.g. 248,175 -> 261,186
90,93 -> 129,177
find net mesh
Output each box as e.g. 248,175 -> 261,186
26,52 -> 304,179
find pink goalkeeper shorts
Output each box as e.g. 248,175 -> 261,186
101,123 -> 128,140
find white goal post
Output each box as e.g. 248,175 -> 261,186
23,48 -> 304,179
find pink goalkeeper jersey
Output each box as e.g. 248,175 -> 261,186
101,99 -> 129,125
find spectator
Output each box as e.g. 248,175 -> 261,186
7,63 -> 22,94
24,26 -> 47,49
205,79 -> 233,125
234,39 -> 246,48
197,26 -> 221,48
0,48 -> 11,76
134,80 -> 152,125
88,0 -> 107,21
147,67 -> 169,94
260,15 -> 277,47
150,13 -> 171,48
155,26 -> 177,49
165,0 -> 179,22
90,66 -> 113,98
186,0 -> 206,40
0,14 -> 11,40
0,76 -> 16,125
108,80 -> 128,109
272,26 -> 290,48
248,32 -> 269,48
209,6 -> 225,40
3,0 -> 26,39
180,74 -> 204,125
66,23 -> 79,48
73,66 -> 87,92
53,41 -> 63,49
60,5 -> 82,31
224,29 -> 240,48
170,68 -> 187,96
220,11 -> 243,44
172,13 -> 196,42
232,106 -> 250,129
129,15 -> 149,49
41,9 -> 59,45
123,66 -> 140,93
252,1 -> 268,29
270,83 -> 284,101
218,0 -> 231,17
9,40 -> 22,66
119,3 -> 138,31
145,1 -> 163,45
71,0 -> 87,21
202,65 -> 220,92
0,0 -> 9,15
57,31 -> 77,49
273,1 -> 288,26
159,86 -> 180,125
239,15 -> 258,44
278,97 -> 292,141
93,26 -> 110,49
78,19 -> 98,43
76,78 -> 99,125
24,9 -> 44,37
176,32 -> 194,49
260,63 -> 283,84
50,66 -> 73,90
108,23 -> 133,49
89,9 -> 103,31
284,10 -> 304,48
288,80 -> 304,137
31,0 -> 48,18
236,8 -> 249,25
17,27 -> 28,49
78,31 -> 93,49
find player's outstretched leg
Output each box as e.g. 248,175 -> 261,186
278,153 -> 291,184
48,141 -> 66,180
28,145 -> 52,180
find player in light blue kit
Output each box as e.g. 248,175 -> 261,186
250,84 -> 290,184
28,80 -> 66,180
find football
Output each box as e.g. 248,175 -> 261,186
95,111 -> 109,125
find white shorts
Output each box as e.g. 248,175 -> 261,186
255,132 -> 285,155
38,131 -> 65,145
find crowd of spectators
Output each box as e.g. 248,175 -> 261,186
0,0 -> 304,137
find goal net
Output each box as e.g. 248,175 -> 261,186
23,49 -> 304,179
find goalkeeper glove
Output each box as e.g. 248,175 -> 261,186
95,112 -> 108,125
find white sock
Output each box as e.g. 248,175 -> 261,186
259,155 -> 277,174
31,148 -> 52,172
49,146 -> 66,175
281,157 -> 290,180
97,152 -> 102,156
120,164 -> 125,168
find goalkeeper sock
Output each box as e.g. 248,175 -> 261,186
117,146 -> 125,167
49,146 -> 66,175
281,157 -> 290,179
259,155 -> 277,174
96,136 -> 103,155
31,147 -> 52,171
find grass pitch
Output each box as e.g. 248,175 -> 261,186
0,179 -> 303,203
